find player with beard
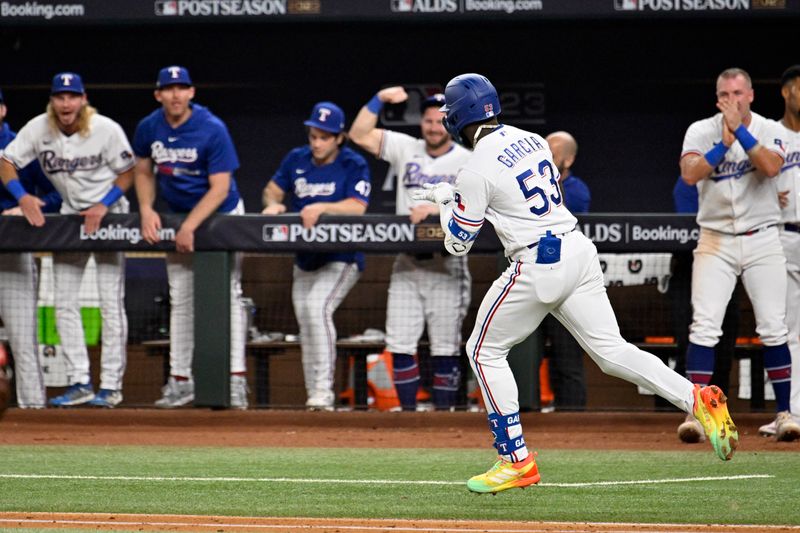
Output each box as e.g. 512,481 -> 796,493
350,88 -> 471,411
0,72 -> 134,408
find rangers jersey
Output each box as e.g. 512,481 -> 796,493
778,121 -> 800,224
380,130 -> 470,215
0,122 -> 60,212
682,112 -> 787,234
133,103 -> 241,214
3,113 -> 133,214
271,145 -> 371,271
449,125 -> 577,260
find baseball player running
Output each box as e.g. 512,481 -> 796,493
350,87 -> 471,411
414,73 -> 736,494
0,73 -> 134,408
679,67 -> 800,443
0,88 -> 61,409
134,66 -> 248,409
262,102 -> 370,411
760,65 -> 800,437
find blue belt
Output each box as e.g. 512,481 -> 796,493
784,223 -> 800,234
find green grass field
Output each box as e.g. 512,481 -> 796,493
1,445 -> 798,526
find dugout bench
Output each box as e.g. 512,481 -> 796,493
143,338 -> 386,409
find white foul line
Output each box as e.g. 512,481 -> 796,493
0,473 -> 773,488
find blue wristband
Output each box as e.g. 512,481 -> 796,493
100,185 -> 124,207
734,124 -> 758,152
703,142 -> 729,167
5,179 -> 27,201
366,93 -> 384,115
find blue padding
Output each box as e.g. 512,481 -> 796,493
487,412 -> 525,455
448,218 -> 477,242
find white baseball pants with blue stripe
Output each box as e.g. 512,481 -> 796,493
466,230 -> 695,418
292,261 -> 360,398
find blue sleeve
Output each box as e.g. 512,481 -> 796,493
207,123 -> 239,175
673,177 -> 698,214
344,153 -> 371,205
19,161 -> 61,213
132,119 -> 152,158
270,151 -> 295,192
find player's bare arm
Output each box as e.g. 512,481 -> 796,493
349,86 -> 408,156
175,171 -> 231,253
80,168 -> 133,234
409,203 -> 439,224
261,181 -> 286,215
134,157 -> 163,244
0,158 -> 45,226
680,154 -> 715,186
299,197 -> 366,229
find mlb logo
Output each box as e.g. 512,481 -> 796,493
262,224 -> 289,242
614,0 -> 638,10
484,103 -> 494,117
155,0 -> 178,15
261,224 -> 289,242
390,0 -> 413,12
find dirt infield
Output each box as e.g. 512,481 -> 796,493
1,409 -> 798,532
0,512 -> 797,532
0,408 -> 794,452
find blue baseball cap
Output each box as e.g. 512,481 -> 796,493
51,72 -> 85,95
304,101 -> 345,134
420,93 -> 446,113
157,66 -> 193,88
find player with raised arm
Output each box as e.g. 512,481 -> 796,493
262,102 -> 370,411
678,67 -> 799,443
350,87 -> 471,411
0,88 -> 61,409
414,73 -> 737,494
134,66 -> 248,409
0,73 -> 134,408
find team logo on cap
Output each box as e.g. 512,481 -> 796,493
317,107 -> 332,122
60,74 -> 75,86
168,66 -> 182,79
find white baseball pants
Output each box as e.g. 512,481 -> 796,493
165,250 -> 246,377
385,253 -> 471,357
53,251 -> 127,390
292,262 -> 360,397
781,228 -> 800,414
467,231 -> 695,417
689,227 -> 788,348
165,202 -> 247,378
0,253 -> 46,407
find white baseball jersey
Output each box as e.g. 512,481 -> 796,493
447,125 -> 577,260
681,112 -> 786,234
778,121 -> 800,224
380,130 -> 470,214
3,113 -> 134,214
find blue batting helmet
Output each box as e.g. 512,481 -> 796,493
441,73 -> 500,145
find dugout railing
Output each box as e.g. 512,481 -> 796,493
0,213 -> 769,411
